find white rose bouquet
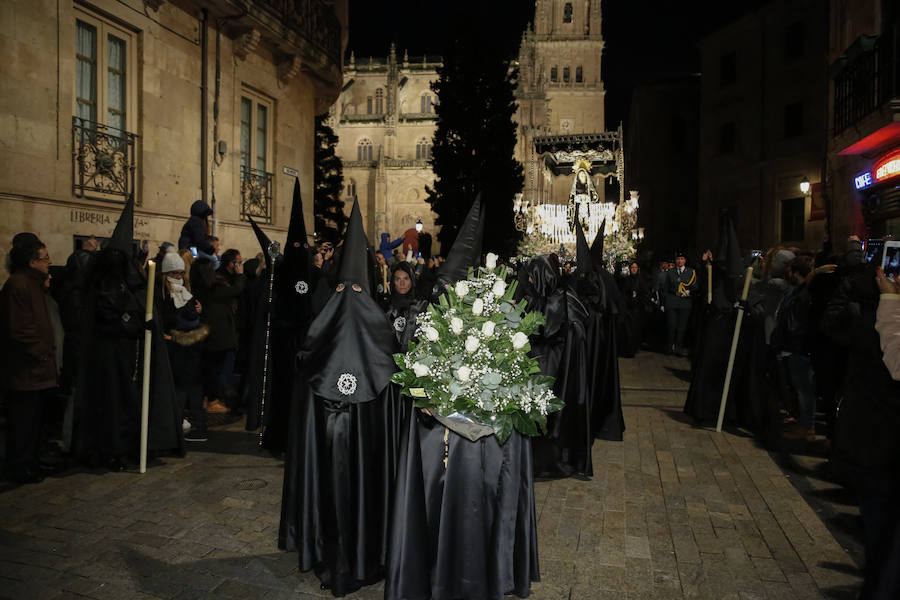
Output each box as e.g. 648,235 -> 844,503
391,261 -> 562,444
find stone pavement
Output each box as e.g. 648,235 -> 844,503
0,352 -> 862,599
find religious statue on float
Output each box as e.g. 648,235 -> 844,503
567,158 -> 599,233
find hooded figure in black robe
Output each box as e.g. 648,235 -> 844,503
74,195 -> 183,470
586,222 -> 626,441
386,195 -> 540,600
524,220 -> 593,478
684,213 -> 767,431
279,199 -> 407,597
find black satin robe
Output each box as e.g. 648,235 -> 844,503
587,269 -> 625,442
278,284 -> 408,597
385,410 -> 539,600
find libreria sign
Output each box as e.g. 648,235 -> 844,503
853,150 -> 900,191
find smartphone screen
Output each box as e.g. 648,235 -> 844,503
883,242 -> 900,279
865,239 -> 884,264
190,246 -> 198,258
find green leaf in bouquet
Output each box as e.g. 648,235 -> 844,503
506,279 -> 518,299
499,302 -> 513,314
482,397 -> 496,411
449,381 -> 464,396
419,355 -> 436,366
393,353 -> 408,370
506,312 -> 521,324
491,415 -> 513,445
512,411 -> 539,437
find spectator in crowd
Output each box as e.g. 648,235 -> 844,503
876,267 -> 900,380
0,236 -> 56,483
191,256 -> 245,414
177,200 -> 217,266
158,248 -> 208,441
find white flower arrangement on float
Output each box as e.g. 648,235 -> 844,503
392,253 -> 563,444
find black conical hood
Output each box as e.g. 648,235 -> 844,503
589,218 -> 606,268
286,178 -> 309,251
438,194 -> 484,284
575,212 -> 593,273
716,211 -> 743,279
108,193 -> 135,254
248,217 -> 277,270
337,198 -> 370,289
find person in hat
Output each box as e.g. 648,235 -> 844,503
279,198 -> 407,597
158,247 -> 208,442
662,251 -> 698,356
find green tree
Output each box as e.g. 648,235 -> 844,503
314,115 -> 346,243
426,24 -> 524,257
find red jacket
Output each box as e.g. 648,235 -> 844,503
0,268 -> 58,391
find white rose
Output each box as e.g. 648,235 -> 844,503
481,321 -> 496,337
423,326 -> 439,342
492,279 -> 506,296
511,331 -> 529,350
465,335 -> 480,353
456,366 -> 471,382
450,316 -> 464,335
472,298 -> 484,315
412,362 -> 430,377
485,252 -> 498,270
454,281 -> 470,297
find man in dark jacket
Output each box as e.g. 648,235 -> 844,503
0,237 -> 57,483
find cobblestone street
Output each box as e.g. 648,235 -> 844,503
0,352 -> 862,599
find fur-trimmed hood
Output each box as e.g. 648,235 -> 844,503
168,323 -> 210,346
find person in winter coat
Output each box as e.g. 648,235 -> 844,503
178,201 -> 217,266
378,232 -> 403,262
190,257 -> 246,413
159,249 -> 208,441
0,237 -> 57,483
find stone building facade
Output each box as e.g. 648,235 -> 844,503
514,0 -> 611,209
330,46 -> 440,248
0,0 -> 347,281
696,0 -> 828,253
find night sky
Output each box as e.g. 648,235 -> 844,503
346,0 -> 767,126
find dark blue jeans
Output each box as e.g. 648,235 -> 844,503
785,354 -> 815,429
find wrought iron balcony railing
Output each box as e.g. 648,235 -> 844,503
241,166 -> 273,223
72,117 -> 137,202
833,32 -> 899,134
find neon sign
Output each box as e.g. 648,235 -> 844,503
854,171 -> 873,190
874,153 -> 900,183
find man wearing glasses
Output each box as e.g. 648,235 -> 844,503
0,234 -> 57,483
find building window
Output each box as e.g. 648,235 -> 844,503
575,66 -> 583,83
346,179 -> 356,198
416,138 -> 432,161
784,102 -> 803,138
357,138 -> 373,161
563,2 -> 573,23
550,66 -> 558,82
240,90 -> 274,222
719,51 -> 736,87
73,8 -> 137,201
375,88 -> 384,114
366,96 -> 373,114
718,121 -> 736,154
784,21 -> 804,61
421,93 -> 432,113
563,66 -> 570,83
781,197 -> 805,241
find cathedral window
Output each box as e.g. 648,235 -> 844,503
563,3 -> 573,23
416,138 -> 432,161
575,66 -> 583,83
346,179 -> 357,198
550,66 -> 558,82
375,88 -> 384,114
420,93 -> 433,113
357,138 -> 373,161
563,66 -> 570,83
366,96 -> 373,114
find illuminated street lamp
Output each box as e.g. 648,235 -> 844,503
800,176 -> 810,196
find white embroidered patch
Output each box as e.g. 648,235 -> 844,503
337,373 -> 357,396
393,316 -> 407,332
295,280 -> 309,294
